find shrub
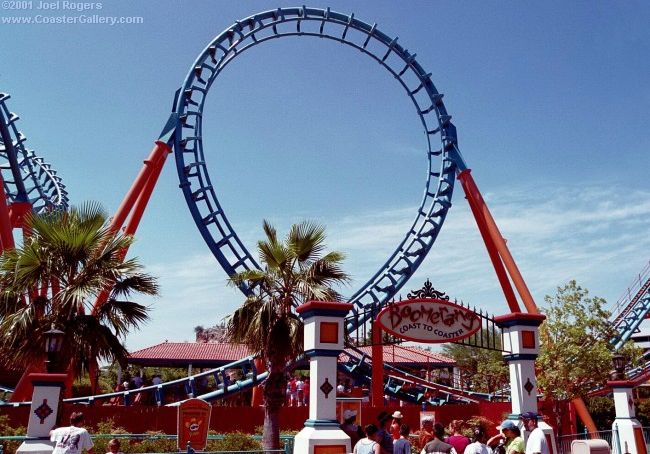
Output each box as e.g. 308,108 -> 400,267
209,432 -> 262,452
92,418 -> 129,454
129,432 -> 177,453
0,414 -> 26,454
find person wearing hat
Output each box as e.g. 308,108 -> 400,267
502,420 -> 524,454
376,411 -> 394,454
342,409 -> 364,447
487,420 -> 523,454
390,411 -> 403,441
519,413 -> 548,454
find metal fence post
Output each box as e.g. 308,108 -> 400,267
613,423 -> 622,454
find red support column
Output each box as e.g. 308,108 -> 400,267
458,169 -> 540,314
251,358 -> 265,407
571,398 -> 599,437
458,170 -> 521,313
92,141 -> 172,315
9,201 -> 33,230
107,141 -> 171,234
371,320 -> 384,407
123,144 -> 171,236
0,173 -> 15,251
482,204 -> 539,314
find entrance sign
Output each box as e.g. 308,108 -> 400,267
377,298 -> 481,343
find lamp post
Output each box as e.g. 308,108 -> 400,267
44,327 -> 64,373
612,354 -> 626,381
608,354 -> 646,454
16,326 -> 67,454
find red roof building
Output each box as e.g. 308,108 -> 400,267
128,342 -> 252,368
128,342 -> 454,369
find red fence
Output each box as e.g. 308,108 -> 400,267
0,401 -> 570,435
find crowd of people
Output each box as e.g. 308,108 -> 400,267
342,412 -> 549,454
287,375 -> 310,406
50,409 -> 549,454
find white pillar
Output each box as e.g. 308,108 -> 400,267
495,313 -> 558,454
609,380 -> 645,454
294,301 -> 353,454
17,373 -> 67,454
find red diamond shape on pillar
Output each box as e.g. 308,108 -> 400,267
524,378 -> 534,396
34,398 -> 53,424
320,378 -> 334,399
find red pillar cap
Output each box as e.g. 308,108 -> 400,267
296,301 -> 353,314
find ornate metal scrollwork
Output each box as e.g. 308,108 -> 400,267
407,279 -> 450,300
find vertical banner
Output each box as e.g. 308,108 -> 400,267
178,398 -> 211,451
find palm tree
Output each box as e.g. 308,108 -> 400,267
226,220 -> 349,451
0,202 -> 158,389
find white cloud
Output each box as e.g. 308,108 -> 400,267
126,183 -> 650,351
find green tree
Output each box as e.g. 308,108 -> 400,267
537,280 -> 641,431
441,329 -> 509,394
226,221 -> 349,451
0,202 -> 158,381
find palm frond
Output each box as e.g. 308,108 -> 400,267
257,240 -> 290,270
111,274 -> 159,298
287,221 -> 326,263
228,269 -> 269,287
262,220 -> 278,245
0,201 -> 157,381
97,299 -> 149,337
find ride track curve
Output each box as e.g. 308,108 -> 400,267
0,92 -> 69,216
172,6 -> 466,331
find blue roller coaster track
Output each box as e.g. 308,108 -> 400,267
172,6 -> 467,334
610,261 -> 650,351
0,92 -> 68,213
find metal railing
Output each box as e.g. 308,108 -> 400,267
556,430 -> 614,454
555,426 -> 650,454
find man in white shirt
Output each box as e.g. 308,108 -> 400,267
296,377 -> 305,407
520,412 -> 549,454
50,412 -> 95,454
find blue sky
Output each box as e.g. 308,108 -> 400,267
0,1 -> 649,351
